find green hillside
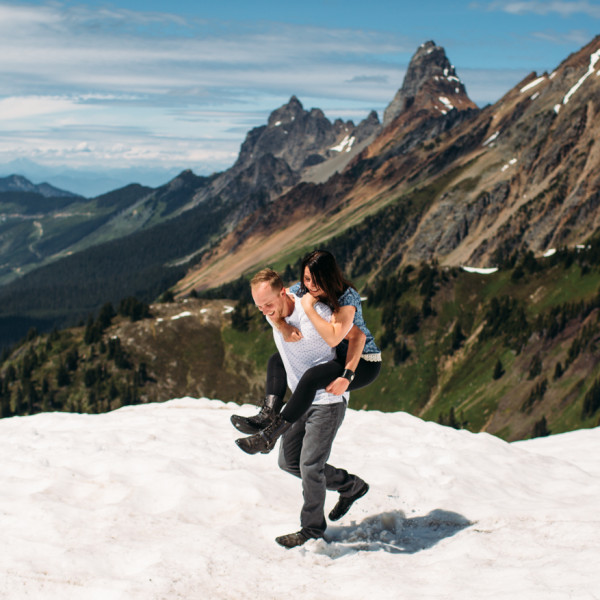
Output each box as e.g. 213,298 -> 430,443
221,244 -> 600,441
2,241 -> 600,441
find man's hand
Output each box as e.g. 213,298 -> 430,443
283,326 -> 303,342
326,377 -> 350,396
275,319 -> 303,342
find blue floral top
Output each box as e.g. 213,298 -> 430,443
289,283 -> 381,360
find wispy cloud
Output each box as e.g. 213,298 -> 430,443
531,28 -> 594,45
345,75 -> 390,84
480,1 -> 600,18
0,3 -> 413,100
0,1 -> 419,175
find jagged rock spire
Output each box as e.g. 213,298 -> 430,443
383,40 -> 476,126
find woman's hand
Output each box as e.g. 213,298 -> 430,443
325,377 -> 350,396
301,293 -> 318,311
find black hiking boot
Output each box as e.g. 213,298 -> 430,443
329,481 -> 369,521
275,531 -> 312,548
235,414 -> 292,455
230,394 -> 283,434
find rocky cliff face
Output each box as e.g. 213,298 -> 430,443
229,95 -> 380,182
236,96 -> 335,172
404,36 -> 600,267
157,96 -> 381,229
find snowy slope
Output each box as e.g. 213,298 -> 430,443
1,398 -> 599,599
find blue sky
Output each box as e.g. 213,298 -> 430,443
0,0 -> 598,195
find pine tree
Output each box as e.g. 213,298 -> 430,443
231,303 -> 251,332
14,386 -> 25,415
421,296 -> 433,318
493,359 -> 505,380
97,302 -> 116,329
393,341 -> 410,364
528,353 -> 542,379
553,362 -> 564,380
138,362 -> 148,384
57,361 -> 70,387
450,322 -> 466,352
5,364 -> 16,383
84,368 -> 97,388
159,291 -> 175,303
84,315 -> 99,345
532,416 -> 551,438
582,378 -> 600,419
65,348 -> 79,372
0,380 -> 11,419
448,407 -> 460,429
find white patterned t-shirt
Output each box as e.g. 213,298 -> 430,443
269,294 -> 348,405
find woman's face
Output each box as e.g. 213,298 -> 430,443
303,266 -> 323,298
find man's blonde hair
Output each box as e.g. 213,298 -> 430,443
250,268 -> 284,292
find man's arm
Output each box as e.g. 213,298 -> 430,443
325,326 -> 366,395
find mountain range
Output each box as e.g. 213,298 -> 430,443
2,38 -> 599,316
176,37 -> 600,292
0,160 -> 184,198
1,38 -> 600,440
2,38 -> 597,334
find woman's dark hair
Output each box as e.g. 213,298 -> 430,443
299,250 -> 355,311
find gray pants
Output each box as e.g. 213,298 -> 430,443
277,400 -> 366,539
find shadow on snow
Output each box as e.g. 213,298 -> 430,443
316,509 -> 473,558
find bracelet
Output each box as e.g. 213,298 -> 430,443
341,369 -> 355,383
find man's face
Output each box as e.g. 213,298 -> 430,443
252,282 -> 286,320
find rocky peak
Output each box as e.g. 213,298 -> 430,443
355,110 -> 381,139
383,40 -> 477,126
234,96 -> 357,173
267,95 -> 305,127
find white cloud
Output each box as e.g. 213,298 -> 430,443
0,3 -> 61,29
0,95 -> 84,121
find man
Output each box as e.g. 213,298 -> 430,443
236,268 -> 369,549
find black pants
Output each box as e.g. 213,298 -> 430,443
266,350 -> 381,423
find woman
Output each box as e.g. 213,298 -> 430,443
231,250 -> 381,445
